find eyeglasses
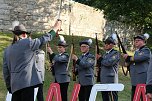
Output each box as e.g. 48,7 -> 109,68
104,43 -> 110,46
80,45 -> 88,48
57,46 -> 64,48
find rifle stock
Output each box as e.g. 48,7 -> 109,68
95,33 -> 101,82
115,31 -> 130,76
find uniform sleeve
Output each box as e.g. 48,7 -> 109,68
133,48 -> 150,62
101,51 -> 120,67
74,65 -> 78,75
146,57 -> 152,93
53,54 -> 69,63
76,55 -> 95,69
2,50 -> 11,88
30,30 -> 56,51
147,57 -> 152,85
48,53 -> 56,61
97,57 -> 103,67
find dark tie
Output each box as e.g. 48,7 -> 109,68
82,55 -> 85,58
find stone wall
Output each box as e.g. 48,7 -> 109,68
0,0 -> 106,39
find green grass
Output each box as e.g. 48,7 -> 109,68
0,32 -> 131,101
0,32 -> 13,100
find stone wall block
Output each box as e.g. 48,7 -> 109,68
0,4 -> 12,9
0,1 -> 106,38
0,9 -> 10,15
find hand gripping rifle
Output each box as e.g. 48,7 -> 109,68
95,33 -> 101,82
115,31 -> 130,76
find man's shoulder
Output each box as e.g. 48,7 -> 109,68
63,52 -> 69,56
111,49 -> 119,54
88,53 -> 95,57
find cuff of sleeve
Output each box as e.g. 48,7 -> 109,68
98,57 -> 103,62
76,59 -> 81,65
125,56 -> 131,62
97,57 -> 103,66
48,30 -> 56,37
146,85 -> 152,94
7,87 -> 12,94
49,53 -> 56,60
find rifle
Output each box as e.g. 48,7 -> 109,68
67,4 -> 76,81
71,33 -> 76,81
46,43 -> 55,75
115,31 -> 130,76
95,33 -> 101,82
67,33 -> 76,81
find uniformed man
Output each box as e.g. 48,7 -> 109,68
146,55 -> 152,100
2,20 -> 61,101
72,39 -> 95,101
122,34 -> 151,101
97,37 -> 120,101
47,36 -> 70,101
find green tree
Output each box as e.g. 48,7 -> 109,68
75,0 -> 152,33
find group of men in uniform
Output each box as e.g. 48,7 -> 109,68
2,19 -> 152,101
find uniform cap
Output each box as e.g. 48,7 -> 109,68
57,41 -> 68,47
79,39 -> 92,46
104,37 -> 116,45
134,33 -> 149,41
57,35 -> 68,47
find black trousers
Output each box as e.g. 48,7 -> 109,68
58,82 -> 69,101
12,86 -> 34,101
79,85 -> 93,101
131,86 -> 143,101
101,91 -> 118,101
37,84 -> 44,101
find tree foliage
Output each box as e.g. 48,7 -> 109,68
75,0 -> 152,33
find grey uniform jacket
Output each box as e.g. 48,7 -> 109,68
50,52 -> 70,83
128,46 -> 151,86
147,56 -> 152,85
3,30 -> 55,93
35,49 -> 45,82
99,49 -> 120,84
75,52 -> 95,86
146,55 -> 152,93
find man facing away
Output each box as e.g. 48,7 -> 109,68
3,20 -> 61,101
